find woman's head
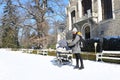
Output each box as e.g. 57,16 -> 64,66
72,27 -> 77,34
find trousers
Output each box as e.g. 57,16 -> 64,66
74,53 -> 84,67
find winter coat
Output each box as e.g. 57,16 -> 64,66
68,33 -> 81,54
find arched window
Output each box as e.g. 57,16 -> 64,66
85,26 -> 90,39
71,10 -> 75,25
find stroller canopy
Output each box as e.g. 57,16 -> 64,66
58,39 -> 68,48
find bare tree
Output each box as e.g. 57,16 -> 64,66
45,0 -> 68,48
16,0 -> 53,48
0,0 -> 68,48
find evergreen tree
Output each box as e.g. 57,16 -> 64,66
2,0 -> 19,48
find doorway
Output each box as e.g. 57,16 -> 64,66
85,26 -> 90,39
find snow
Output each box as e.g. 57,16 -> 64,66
0,49 -> 120,80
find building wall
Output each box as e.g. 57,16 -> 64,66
97,0 -> 120,37
66,0 -> 120,39
99,19 -> 120,36
114,0 -> 120,10
114,0 -> 120,19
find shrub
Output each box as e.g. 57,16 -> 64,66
82,39 -> 101,52
82,37 -> 120,52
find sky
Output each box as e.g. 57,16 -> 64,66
0,0 -> 69,34
0,48 -> 120,80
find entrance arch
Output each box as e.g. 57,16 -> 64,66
82,23 -> 91,39
85,26 -> 90,39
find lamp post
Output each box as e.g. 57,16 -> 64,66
94,42 -> 98,54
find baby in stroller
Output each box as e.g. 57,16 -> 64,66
56,39 -> 72,64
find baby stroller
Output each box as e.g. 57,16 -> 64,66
56,39 -> 73,65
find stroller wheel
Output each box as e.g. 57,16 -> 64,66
68,56 -> 72,59
57,59 -> 62,64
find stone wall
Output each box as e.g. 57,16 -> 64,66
114,0 -> 120,19
114,11 -> 120,19
98,19 -> 120,37
114,0 -> 120,10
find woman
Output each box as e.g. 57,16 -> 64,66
68,27 -> 84,70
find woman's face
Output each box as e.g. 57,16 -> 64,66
72,31 -> 76,34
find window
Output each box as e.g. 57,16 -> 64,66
82,0 -> 92,15
71,10 -> 75,24
101,0 -> 113,20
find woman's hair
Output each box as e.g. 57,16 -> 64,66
72,32 -> 77,40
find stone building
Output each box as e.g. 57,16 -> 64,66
66,0 -> 120,39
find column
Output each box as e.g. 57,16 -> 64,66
92,0 -> 95,15
68,11 -> 72,30
112,0 -> 115,19
57,33 -> 61,42
98,0 -> 102,22
92,0 -> 98,22
78,0 -> 82,18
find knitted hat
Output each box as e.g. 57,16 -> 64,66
72,27 -> 77,32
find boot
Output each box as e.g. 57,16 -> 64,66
79,66 -> 84,70
74,65 -> 79,69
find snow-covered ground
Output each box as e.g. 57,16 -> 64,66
0,49 -> 120,80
